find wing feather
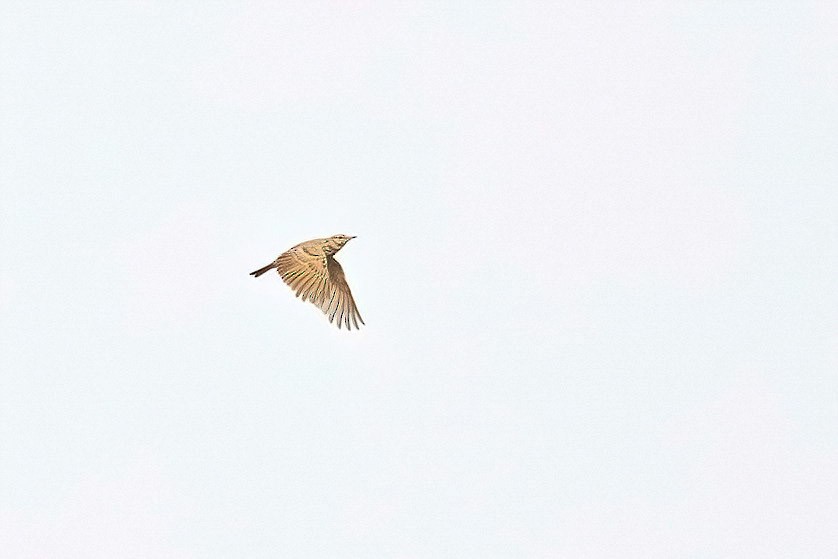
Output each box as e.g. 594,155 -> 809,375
297,273 -> 320,300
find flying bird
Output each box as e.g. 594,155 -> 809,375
250,234 -> 364,330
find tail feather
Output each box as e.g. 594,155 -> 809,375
250,263 -> 276,277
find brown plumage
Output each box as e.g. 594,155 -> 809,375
250,234 -> 364,330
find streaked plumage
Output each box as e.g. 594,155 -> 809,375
250,234 -> 364,330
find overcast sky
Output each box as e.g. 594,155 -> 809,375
1,2 -> 837,558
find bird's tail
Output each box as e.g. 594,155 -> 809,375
250,263 -> 276,277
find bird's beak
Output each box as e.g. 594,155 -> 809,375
349,235 -> 357,239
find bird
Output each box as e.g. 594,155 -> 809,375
250,234 -> 364,330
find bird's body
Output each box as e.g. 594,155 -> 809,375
250,234 -> 364,330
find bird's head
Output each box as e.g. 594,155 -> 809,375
324,234 -> 356,254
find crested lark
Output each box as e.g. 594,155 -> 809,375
250,234 -> 364,330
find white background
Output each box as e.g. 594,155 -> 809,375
1,3 -> 836,557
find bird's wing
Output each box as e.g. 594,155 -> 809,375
275,247 -> 364,330
319,257 -> 365,330
276,245 -> 330,306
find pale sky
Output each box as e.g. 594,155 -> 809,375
1,2 -> 837,558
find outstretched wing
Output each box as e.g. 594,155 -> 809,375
276,245 -> 330,305
275,246 -> 364,330
319,257 -> 364,330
